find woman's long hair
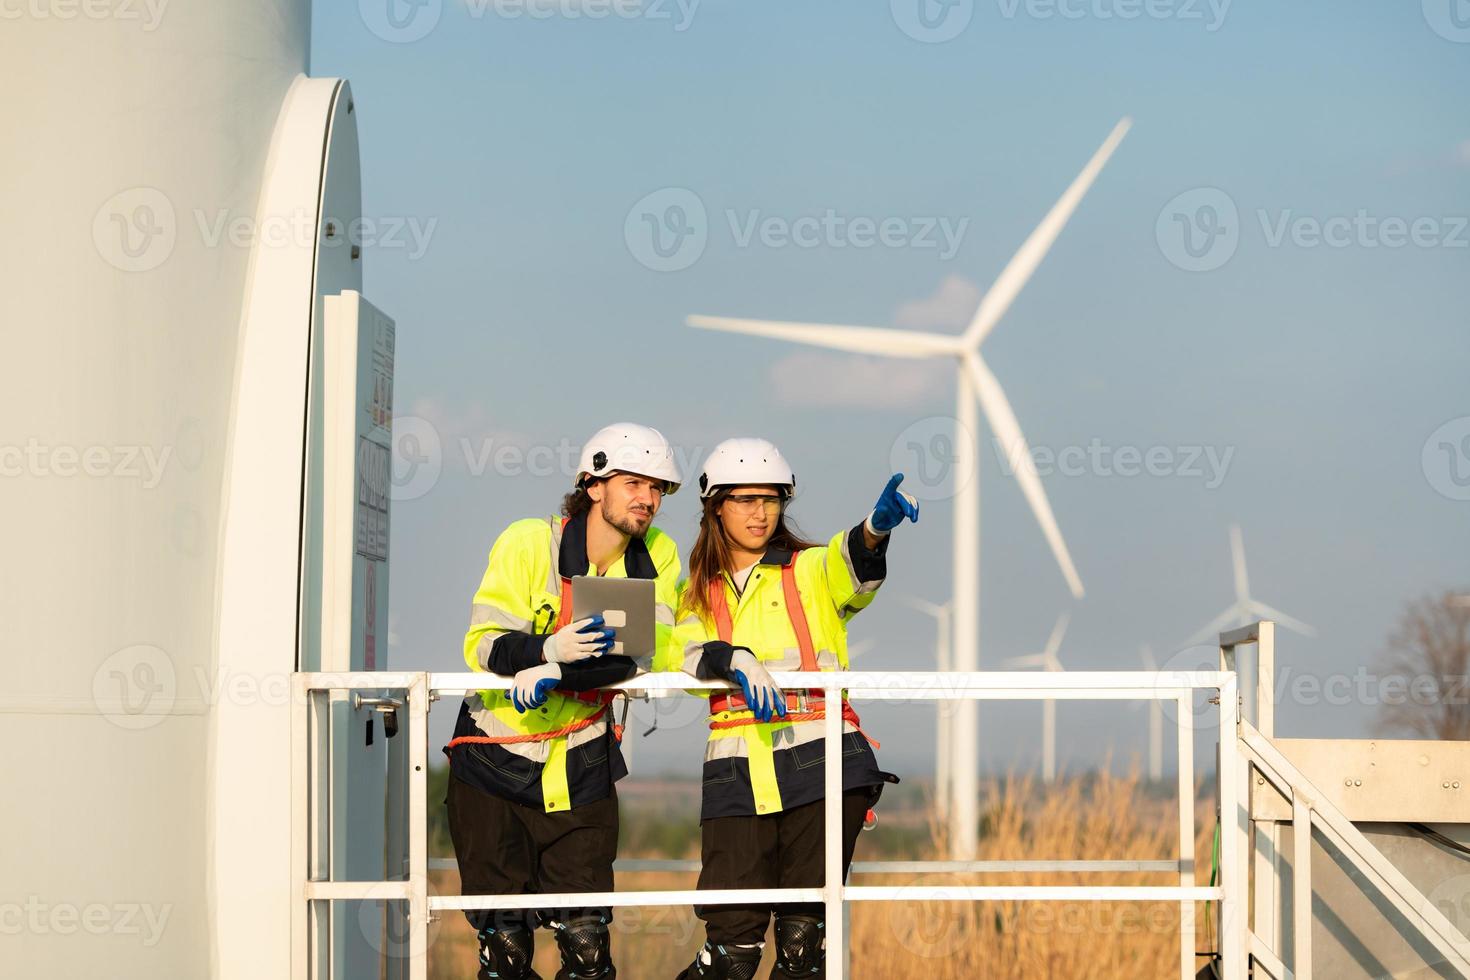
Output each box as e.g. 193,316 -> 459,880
680,487 -> 818,625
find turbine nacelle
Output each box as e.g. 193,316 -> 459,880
1184,524 -> 1316,646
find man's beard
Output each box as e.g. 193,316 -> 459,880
602,499 -> 650,538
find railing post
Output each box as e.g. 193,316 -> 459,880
1291,799 -> 1312,978
291,676 -> 309,980
823,677 -> 844,980
407,673 -> 430,980
1218,673 -> 1246,980
1255,621 -> 1275,740
1176,694 -> 1195,980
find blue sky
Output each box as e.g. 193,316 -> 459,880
312,0 -> 1469,777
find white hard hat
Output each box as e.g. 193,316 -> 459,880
698,437 -> 796,498
576,422 -> 683,494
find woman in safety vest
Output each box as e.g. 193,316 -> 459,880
665,437 -> 917,979
445,422 -> 684,980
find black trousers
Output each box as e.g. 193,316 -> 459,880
694,789 -> 870,945
445,773 -> 619,932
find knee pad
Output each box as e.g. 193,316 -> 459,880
677,941 -> 763,980
553,914 -> 614,979
477,924 -> 536,980
773,914 -> 824,976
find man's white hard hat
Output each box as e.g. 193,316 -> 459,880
576,422 -> 683,494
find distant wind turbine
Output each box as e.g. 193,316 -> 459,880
905,597 -> 954,812
1138,646 -> 1163,783
688,118 -> 1130,857
1002,612 -> 1070,784
1186,525 -> 1316,646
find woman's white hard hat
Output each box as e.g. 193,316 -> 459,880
698,437 -> 795,498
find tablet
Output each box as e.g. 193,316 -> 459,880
570,576 -> 656,661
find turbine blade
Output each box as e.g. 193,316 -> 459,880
966,353 -> 1085,598
903,596 -> 950,618
963,118 -> 1132,348
1231,524 -> 1250,602
1001,653 -> 1047,667
1184,605 -> 1243,647
1247,600 -> 1317,637
1140,645 -> 1157,670
1044,611 -> 1071,658
687,315 -> 959,359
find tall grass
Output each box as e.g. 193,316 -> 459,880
425,767 -> 1216,978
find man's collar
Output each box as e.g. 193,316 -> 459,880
558,510 -> 657,580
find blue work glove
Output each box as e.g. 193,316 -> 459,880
730,649 -> 787,723
510,662 -> 562,712
866,473 -> 920,534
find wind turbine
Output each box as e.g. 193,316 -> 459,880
1138,646 -> 1163,783
905,597 -> 954,813
1002,612 -> 1070,783
1185,525 -> 1316,646
687,119 -> 1130,857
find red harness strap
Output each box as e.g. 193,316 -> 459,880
705,556 -> 877,748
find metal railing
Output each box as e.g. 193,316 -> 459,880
290,667 -> 1244,980
1219,623 -> 1470,978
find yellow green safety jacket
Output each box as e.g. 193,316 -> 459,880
663,523 -> 897,820
446,511 -> 680,812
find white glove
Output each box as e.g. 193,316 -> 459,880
511,662 -> 562,712
543,615 -> 615,665
729,649 -> 787,723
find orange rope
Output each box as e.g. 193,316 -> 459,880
446,704 -> 623,747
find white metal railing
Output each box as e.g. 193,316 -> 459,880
291,668 -> 1244,980
1237,721 -> 1470,978
1217,622 -> 1470,979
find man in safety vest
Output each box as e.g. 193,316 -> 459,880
663,437 -> 915,979
444,422 -> 683,980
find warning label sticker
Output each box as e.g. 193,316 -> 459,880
356,437 -> 390,561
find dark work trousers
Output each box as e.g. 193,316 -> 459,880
695,789 -> 870,945
446,773 -> 619,932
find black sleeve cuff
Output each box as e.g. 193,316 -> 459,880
557,656 -> 638,691
485,632 -> 548,676
695,641 -> 740,682
848,522 -> 888,582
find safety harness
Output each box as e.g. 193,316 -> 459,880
704,556 -> 877,749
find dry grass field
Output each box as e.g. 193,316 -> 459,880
422,768 -> 1216,979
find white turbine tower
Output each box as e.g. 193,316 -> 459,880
1139,646 -> 1163,784
688,118 -> 1129,857
1003,612 -> 1070,783
1186,525 -> 1317,646
905,597 -> 954,812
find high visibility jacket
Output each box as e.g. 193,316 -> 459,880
665,523 -> 896,820
446,512 -> 680,812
